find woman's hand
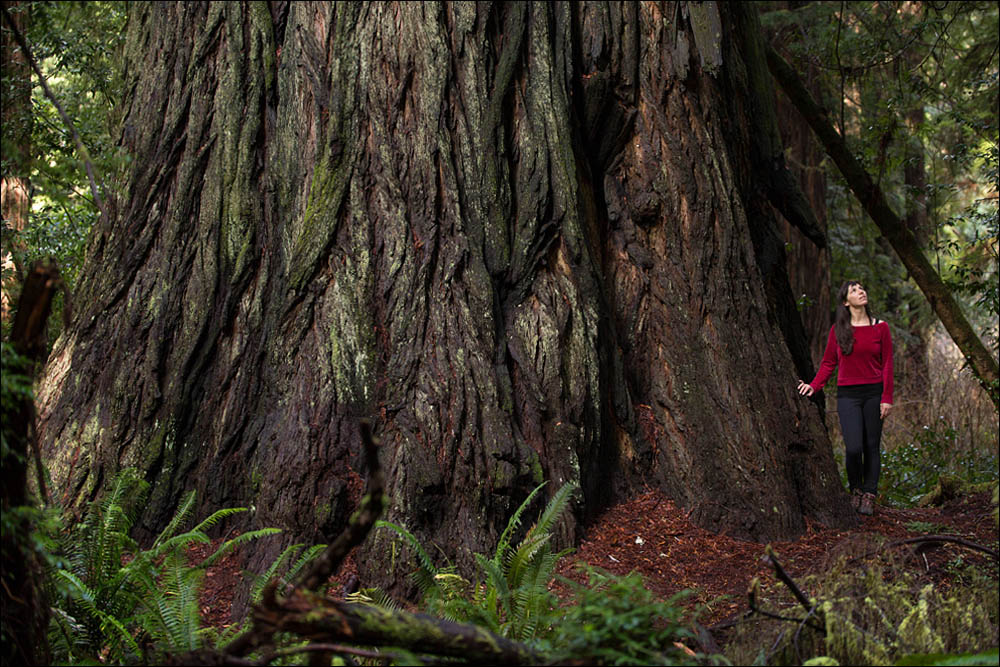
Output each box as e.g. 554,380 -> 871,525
797,381 -> 814,397
880,403 -> 893,420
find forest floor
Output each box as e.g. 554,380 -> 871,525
193,487 -> 998,649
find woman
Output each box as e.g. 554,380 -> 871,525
798,281 -> 894,516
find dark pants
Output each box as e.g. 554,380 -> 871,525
837,383 -> 883,495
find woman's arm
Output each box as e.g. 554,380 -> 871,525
799,327 -> 838,396
880,321 -> 894,416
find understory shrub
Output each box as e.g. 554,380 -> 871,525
46,468 -> 280,665
880,417 -> 999,507
374,481 -> 701,664
722,548 -> 999,666
541,565 -> 698,665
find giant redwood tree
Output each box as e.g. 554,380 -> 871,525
37,1 -> 854,591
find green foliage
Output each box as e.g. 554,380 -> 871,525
724,552 -> 999,666
937,142 -> 999,366
763,2 -> 998,365
880,417 -> 999,507
377,481 -> 576,642
0,342 -> 33,464
45,468 -> 280,665
246,542 -> 327,604
2,1 -> 128,343
374,482 -> 700,664
904,520 -> 951,535
541,565 -> 697,666
896,649 -> 1000,665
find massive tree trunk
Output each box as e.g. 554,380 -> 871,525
37,1 -> 852,596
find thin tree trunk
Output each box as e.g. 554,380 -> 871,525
1,0 -> 31,322
900,104 -> 932,400
766,44 -> 1000,407
38,2 -> 854,604
2,259 -> 58,667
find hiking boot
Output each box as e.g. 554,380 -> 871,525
851,489 -> 863,511
858,492 -> 876,516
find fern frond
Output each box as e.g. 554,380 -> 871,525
190,506 -> 249,534
141,551 -> 203,653
506,533 -> 551,590
492,482 -> 546,569
153,489 -> 197,548
346,587 -> 401,611
276,542 -> 326,586
197,527 -> 283,569
151,530 -> 212,561
475,552 -> 512,625
94,606 -> 143,658
48,606 -> 89,664
376,520 -> 439,575
523,481 -> 576,546
56,569 -> 98,607
249,543 -> 304,603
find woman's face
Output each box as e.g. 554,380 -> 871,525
843,283 -> 868,308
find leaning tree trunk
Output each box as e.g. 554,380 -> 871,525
37,1 -> 853,599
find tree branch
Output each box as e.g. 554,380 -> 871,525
766,42 -> 999,407
747,576 -> 824,633
886,534 -> 999,560
251,591 -> 543,665
762,546 -> 815,616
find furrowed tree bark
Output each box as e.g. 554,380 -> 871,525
766,44 -> 1000,406
37,1 -> 853,605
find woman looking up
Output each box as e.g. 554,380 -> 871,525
798,281 -> 894,516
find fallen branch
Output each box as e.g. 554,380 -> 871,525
747,578 -> 824,633
762,546 -> 814,616
886,534 -> 999,561
251,590 -> 543,665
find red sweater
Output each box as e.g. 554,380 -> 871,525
809,321 -> 894,404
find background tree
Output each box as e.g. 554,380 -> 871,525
35,1 -> 853,600
1,0 -> 30,322
1,1 -> 124,340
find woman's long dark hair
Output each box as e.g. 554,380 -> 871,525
834,280 -> 874,355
